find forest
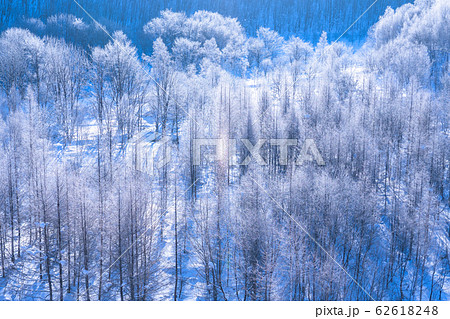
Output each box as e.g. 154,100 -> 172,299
0,0 -> 448,301
0,0 -> 411,45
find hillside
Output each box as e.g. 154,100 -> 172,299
0,0 -> 448,301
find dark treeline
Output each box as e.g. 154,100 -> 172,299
0,0 -> 410,44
